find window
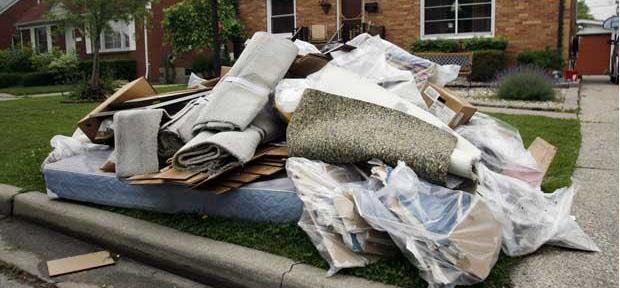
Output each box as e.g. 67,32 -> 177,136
422,0 -> 493,37
268,0 -> 295,35
86,20 -> 135,53
34,27 -> 49,53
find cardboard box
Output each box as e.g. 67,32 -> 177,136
421,83 -> 477,128
78,77 -> 156,143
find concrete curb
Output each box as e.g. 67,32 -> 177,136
13,192 -> 397,288
0,184 -> 20,215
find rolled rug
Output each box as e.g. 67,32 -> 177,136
192,32 -> 298,132
114,109 -> 164,178
287,89 -> 457,185
158,94 -> 210,159
173,107 -> 284,172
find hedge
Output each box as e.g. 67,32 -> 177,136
516,48 -> 564,71
471,50 -> 508,82
410,37 -> 508,53
0,71 -> 62,88
79,59 -> 137,81
0,73 -> 23,88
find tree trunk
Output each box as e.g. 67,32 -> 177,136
210,0 -> 221,77
90,34 -> 101,89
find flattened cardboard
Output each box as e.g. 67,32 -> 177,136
527,137 -> 557,175
242,165 -> 283,176
47,251 -> 115,277
421,83 -> 477,128
78,77 -> 156,143
286,53 -> 330,78
225,173 -> 261,183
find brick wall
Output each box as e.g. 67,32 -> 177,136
237,0 -> 574,64
0,0 -> 38,50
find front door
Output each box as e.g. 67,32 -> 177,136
341,0 -> 362,41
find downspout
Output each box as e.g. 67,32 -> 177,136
557,0 -> 565,57
144,2 -> 152,79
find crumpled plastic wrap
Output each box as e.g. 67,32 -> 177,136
455,113 -> 544,187
351,161 -> 502,288
286,157 -> 395,276
475,163 -> 600,256
274,78 -> 309,113
187,72 -> 207,89
293,39 -> 321,56
42,129 -> 109,168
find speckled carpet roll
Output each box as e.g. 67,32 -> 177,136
287,89 -> 457,184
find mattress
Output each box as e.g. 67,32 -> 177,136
43,150 -> 303,223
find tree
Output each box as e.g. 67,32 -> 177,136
577,0 -> 595,20
163,0 -> 245,75
46,0 -> 152,99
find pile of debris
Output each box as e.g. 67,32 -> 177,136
43,32 -> 599,287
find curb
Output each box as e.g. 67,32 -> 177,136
0,184 -> 20,215
12,192 -> 397,288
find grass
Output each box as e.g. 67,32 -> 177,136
0,83 -> 186,97
0,85 -> 74,96
0,96 -> 580,287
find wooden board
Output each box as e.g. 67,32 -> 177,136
129,179 -> 166,185
47,251 -> 115,277
224,172 -> 262,183
242,165 -> 284,176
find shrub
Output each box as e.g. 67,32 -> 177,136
21,71 -> 59,87
0,73 -> 23,88
462,37 -> 508,51
470,50 -> 507,81
0,48 -> 33,73
68,76 -> 117,101
49,53 -> 81,84
79,59 -> 137,81
31,50 -> 63,72
191,53 -> 214,77
516,47 -> 564,71
410,39 -> 460,53
496,66 -> 555,101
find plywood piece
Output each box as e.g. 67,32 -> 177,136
47,251 -> 115,277
224,173 -> 261,183
219,181 -> 245,189
256,161 -> 285,167
78,77 -> 156,142
178,173 -> 211,185
527,137 -> 557,174
242,165 -> 283,176
264,146 -> 288,157
129,179 -> 166,185
153,168 -> 199,181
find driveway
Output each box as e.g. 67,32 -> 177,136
511,76 -> 619,287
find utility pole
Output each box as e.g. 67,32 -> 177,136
211,0 -> 221,77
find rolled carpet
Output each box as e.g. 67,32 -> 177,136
114,109 -> 164,178
158,95 -> 210,159
173,107 -> 284,172
192,32 -> 298,132
287,89 -> 457,184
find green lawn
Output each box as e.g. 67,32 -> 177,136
0,84 -> 186,96
0,96 -> 580,287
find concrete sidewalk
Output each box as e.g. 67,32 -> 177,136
511,76 -> 619,287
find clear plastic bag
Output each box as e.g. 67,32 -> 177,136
293,39 -> 321,56
351,161 -> 502,287
455,113 -> 544,187
187,72 -> 207,89
274,79 -> 309,113
475,163 -> 600,256
286,158 -> 395,276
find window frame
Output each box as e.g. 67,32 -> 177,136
266,0 -> 297,37
420,0 -> 495,39
85,19 -> 136,54
17,25 -> 53,53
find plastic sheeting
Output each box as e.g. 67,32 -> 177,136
293,39 -> 321,56
41,129 -> 109,168
475,163 -> 600,256
274,79 -> 309,113
455,113 -> 544,186
351,161 -> 502,288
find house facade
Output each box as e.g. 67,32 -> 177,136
0,0 -> 577,83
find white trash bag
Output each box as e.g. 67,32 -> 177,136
351,161 -> 502,288
187,72 -> 207,89
274,79 -> 309,113
475,163 -> 600,256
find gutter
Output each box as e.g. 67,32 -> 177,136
144,2 -> 152,80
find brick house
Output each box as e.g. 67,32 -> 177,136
0,0 -> 577,83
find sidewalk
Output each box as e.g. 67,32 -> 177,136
511,76 -> 619,287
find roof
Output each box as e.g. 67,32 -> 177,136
0,0 -> 19,14
15,2 -> 52,27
